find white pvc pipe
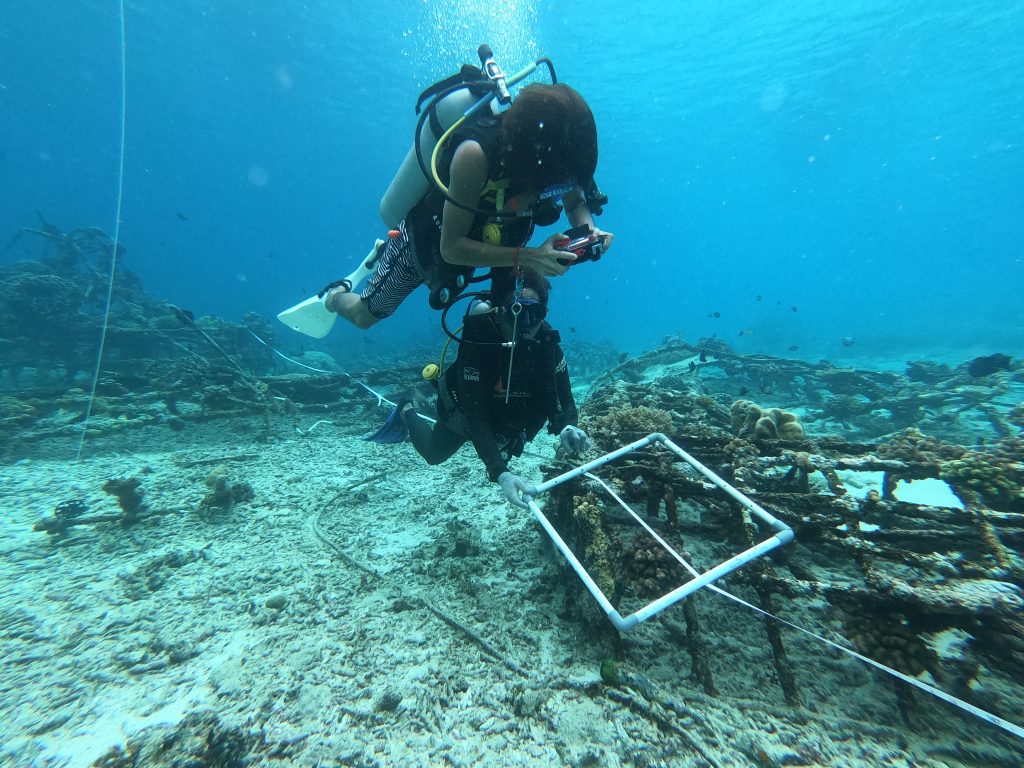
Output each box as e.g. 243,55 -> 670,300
628,533 -> 787,624
531,434 -> 658,495
528,499 -> 617,617
528,432 -> 795,631
652,434 -> 791,536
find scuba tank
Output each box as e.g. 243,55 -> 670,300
379,47 -> 509,229
379,45 -> 564,229
379,84 -> 498,228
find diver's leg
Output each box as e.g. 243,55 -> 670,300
324,238 -> 385,329
328,291 -> 379,329
327,223 -> 422,330
345,238 -> 385,289
406,411 -> 466,465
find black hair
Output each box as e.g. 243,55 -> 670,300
490,267 -> 551,307
500,83 -> 598,192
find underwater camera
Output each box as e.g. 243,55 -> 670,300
555,224 -> 607,266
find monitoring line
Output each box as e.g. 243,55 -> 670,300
76,0 -> 127,461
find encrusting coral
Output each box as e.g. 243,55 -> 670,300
1009,404 -> 1024,431
571,493 -> 616,599
844,613 -> 939,678
583,404 -> 674,448
877,428 -> 965,465
941,451 -> 1023,511
621,537 -> 681,600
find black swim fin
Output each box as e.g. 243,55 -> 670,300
364,405 -> 408,444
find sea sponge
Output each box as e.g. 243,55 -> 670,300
731,400 -> 804,440
103,477 -> 146,524
201,467 -> 254,511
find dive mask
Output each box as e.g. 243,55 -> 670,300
507,296 -> 546,332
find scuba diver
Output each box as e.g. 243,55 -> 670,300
316,45 -> 614,331
369,267 -> 589,509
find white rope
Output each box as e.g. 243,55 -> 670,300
247,330 -> 395,407
247,330 -> 445,434
76,0 -> 127,461
584,471 -> 1024,741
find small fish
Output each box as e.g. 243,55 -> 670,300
699,351 -> 707,363
738,386 -> 750,396
759,383 -> 773,395
788,345 -> 799,352
176,211 -> 187,221
688,361 -> 697,372
739,328 -> 755,337
841,336 -> 855,347
569,326 -> 576,333
709,311 -> 721,318
756,295 -> 762,302
790,305 -> 798,313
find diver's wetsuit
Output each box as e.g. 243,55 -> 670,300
406,311 -> 577,482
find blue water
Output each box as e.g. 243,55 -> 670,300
3,0 -> 1023,364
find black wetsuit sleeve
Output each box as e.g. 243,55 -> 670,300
456,318 -> 509,482
547,344 -> 578,435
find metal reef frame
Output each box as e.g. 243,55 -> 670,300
528,433 -> 795,632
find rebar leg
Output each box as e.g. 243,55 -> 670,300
682,596 -> 717,695
738,506 -> 800,706
757,585 -> 800,706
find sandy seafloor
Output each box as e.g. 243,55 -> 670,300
1,381 -> 1021,768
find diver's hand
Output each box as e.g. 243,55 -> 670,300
497,471 -> 535,510
559,425 -> 590,454
525,233 -> 574,277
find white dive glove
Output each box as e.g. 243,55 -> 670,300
497,472 -> 535,510
559,425 -> 590,454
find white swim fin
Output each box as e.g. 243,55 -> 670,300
277,238 -> 385,339
276,295 -> 337,339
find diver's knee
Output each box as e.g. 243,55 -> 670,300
352,312 -> 379,330
337,297 -> 379,329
